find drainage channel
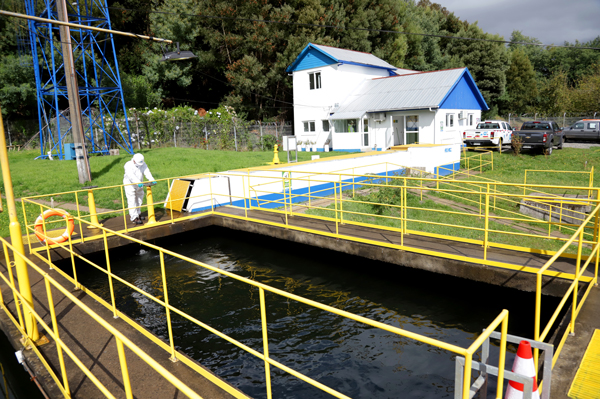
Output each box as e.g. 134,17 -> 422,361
55,226 -> 565,399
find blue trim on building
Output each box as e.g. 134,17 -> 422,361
286,44 -> 338,72
333,149 -> 361,153
189,167 -> 423,213
338,60 -> 396,74
438,69 -> 489,111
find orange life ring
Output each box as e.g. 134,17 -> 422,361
34,209 -> 75,244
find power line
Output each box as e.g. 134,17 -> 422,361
106,6 -> 600,51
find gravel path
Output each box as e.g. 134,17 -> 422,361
563,141 -> 600,149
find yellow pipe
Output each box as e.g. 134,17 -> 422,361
0,108 -> 39,341
86,189 -> 103,228
103,230 -> 117,318
159,252 -> 178,361
145,185 -> 157,225
259,288 -> 272,399
116,337 -> 134,399
44,279 -> 70,396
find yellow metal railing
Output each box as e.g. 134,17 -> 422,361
0,236 -> 206,399
14,155 -> 600,398
7,209 -> 513,399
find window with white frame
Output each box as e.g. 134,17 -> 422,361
333,119 -> 358,133
309,72 -> 321,90
446,113 -> 454,128
363,118 -> 369,132
322,120 -> 330,132
468,114 -> 474,126
303,121 -> 316,132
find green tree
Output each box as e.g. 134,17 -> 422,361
503,48 -> 538,114
537,70 -> 570,114
0,55 -> 37,118
569,64 -> 600,114
447,23 -> 509,113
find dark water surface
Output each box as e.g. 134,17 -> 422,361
65,226 -> 560,398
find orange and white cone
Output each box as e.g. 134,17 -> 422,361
505,340 -> 541,399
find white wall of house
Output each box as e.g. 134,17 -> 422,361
292,64 -> 390,149
358,108 -> 483,150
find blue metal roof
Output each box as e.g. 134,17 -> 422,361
286,43 -> 398,73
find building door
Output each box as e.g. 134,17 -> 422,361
392,117 -> 404,146
406,115 -> 419,144
362,118 -> 369,147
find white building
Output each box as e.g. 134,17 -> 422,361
286,43 -> 489,152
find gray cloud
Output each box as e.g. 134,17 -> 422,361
434,0 -> 600,45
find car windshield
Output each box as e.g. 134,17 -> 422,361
522,123 -> 551,130
476,123 -> 500,129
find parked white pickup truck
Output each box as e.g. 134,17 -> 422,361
462,120 -> 514,151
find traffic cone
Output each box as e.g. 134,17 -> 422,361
505,340 -> 541,399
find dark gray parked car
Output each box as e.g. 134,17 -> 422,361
563,119 -> 600,142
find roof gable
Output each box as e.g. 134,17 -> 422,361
439,69 -> 488,110
286,43 -> 398,73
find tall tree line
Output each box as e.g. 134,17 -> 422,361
1,0 -> 599,125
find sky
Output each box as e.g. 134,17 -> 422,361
434,0 -> 600,46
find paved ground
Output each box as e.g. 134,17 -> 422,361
563,141 -> 600,149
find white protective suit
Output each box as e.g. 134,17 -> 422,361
123,155 -> 155,221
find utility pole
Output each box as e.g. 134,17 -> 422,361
56,0 -> 92,184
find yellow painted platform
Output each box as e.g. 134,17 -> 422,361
569,329 -> 600,399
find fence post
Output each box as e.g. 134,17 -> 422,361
233,118 -> 238,151
483,184 -> 490,260
259,121 -> 263,150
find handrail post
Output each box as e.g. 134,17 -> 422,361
0,109 -> 39,342
145,185 -> 157,225
403,177 -> 407,239
3,242 -> 25,332
159,251 -> 178,362
86,189 -> 102,228
45,279 -> 70,396
484,183 -> 490,260
259,288 -> 272,399
339,175 -> 343,225
333,181 -> 339,235
572,229 -> 583,334
115,337 -> 134,399
103,229 -> 118,318
534,270 -> 542,372
308,176 -> 312,209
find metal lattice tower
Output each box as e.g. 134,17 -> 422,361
24,0 -> 133,159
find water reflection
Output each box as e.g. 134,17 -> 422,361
70,227 -> 559,399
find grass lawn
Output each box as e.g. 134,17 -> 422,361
0,147 -> 349,238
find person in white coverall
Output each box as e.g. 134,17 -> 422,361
123,153 -> 156,224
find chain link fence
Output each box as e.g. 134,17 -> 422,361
505,113 -> 600,130
16,117 -> 293,152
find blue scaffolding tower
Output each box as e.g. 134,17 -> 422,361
24,0 -> 133,159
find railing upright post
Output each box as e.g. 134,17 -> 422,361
308,176 -> 311,208
115,337 -> 134,399
68,231 -> 79,290
333,181 -> 339,235
120,186 -> 129,233
258,288 -> 273,399
159,252 -> 178,362
462,353 -> 472,399
403,177 -> 407,239
242,173 -> 248,219
87,189 -> 102,228
496,313 -> 508,398
491,150 -> 494,171
103,229 -> 117,318
534,271 -> 543,371
145,185 -> 157,225
352,168 -> 355,198
573,229 -> 584,334
208,175 -> 215,212
339,175 -> 344,225
3,241 -> 25,332
21,200 -> 32,253
45,279 -> 70,396
484,183 -> 490,260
